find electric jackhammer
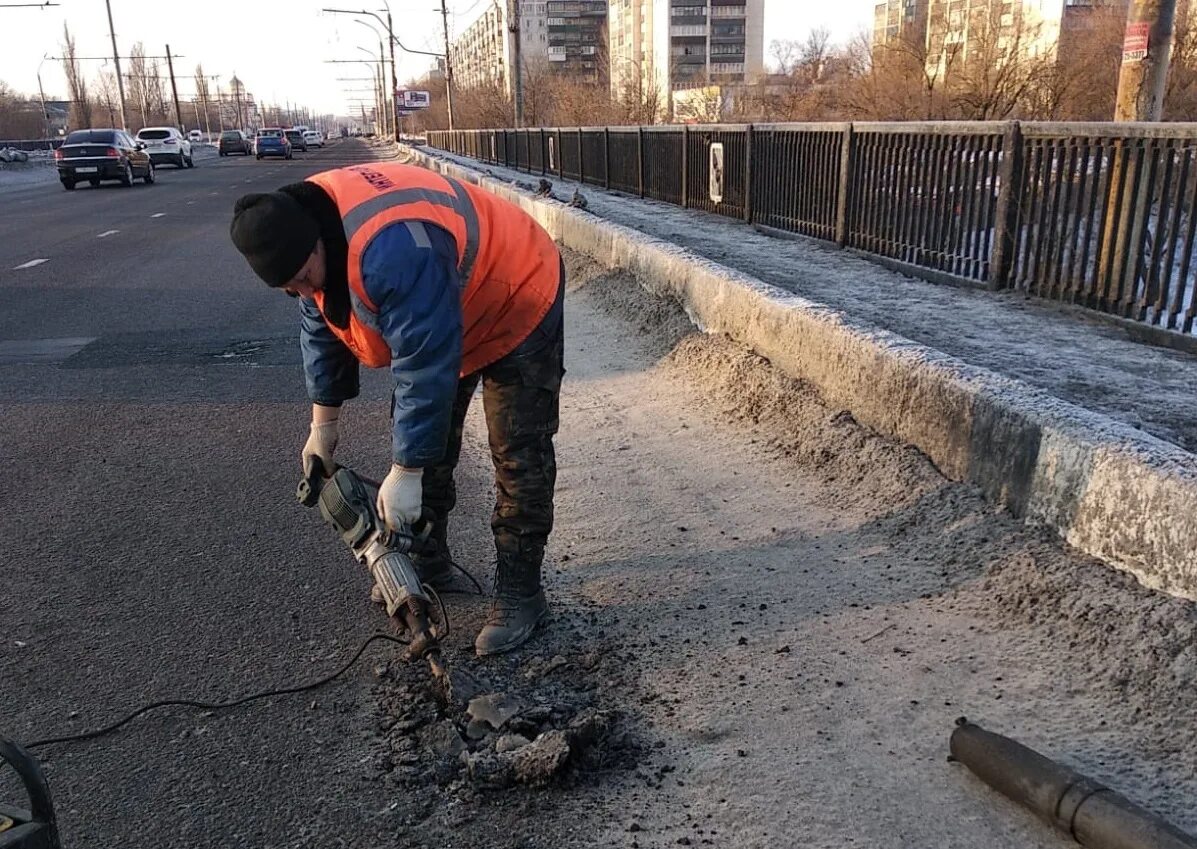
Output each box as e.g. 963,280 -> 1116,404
297,458 -> 447,677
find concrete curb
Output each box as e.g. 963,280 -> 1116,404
403,145 -> 1197,600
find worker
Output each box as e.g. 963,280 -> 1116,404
229,161 -> 563,656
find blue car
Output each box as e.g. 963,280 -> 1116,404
255,128 -> 292,160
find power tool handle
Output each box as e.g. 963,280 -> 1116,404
296,456 -> 337,507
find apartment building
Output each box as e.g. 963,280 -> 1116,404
450,1 -> 550,96
872,0 -> 930,47
879,0 -> 1119,68
546,0 -> 609,84
609,0 -> 764,98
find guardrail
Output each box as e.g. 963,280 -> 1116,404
426,122 -> 1197,342
0,139 -> 64,152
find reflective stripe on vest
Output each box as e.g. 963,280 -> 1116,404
340,177 -> 481,288
305,163 -> 561,377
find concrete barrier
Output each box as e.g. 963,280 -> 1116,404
403,145 -> 1197,600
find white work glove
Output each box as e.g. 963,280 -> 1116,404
301,419 -> 338,475
377,465 -> 423,531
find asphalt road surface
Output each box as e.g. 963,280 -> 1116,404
0,139 -> 424,846
2,139 -> 1195,849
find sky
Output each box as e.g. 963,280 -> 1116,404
0,0 -> 877,117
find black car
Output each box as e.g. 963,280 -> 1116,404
219,130 -> 253,156
284,129 -> 308,152
54,129 -> 154,191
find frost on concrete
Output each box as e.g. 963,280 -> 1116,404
420,145 -> 1197,455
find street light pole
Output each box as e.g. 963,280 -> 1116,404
103,0 -> 129,130
355,47 -> 383,135
355,19 -> 394,140
323,7 -> 448,131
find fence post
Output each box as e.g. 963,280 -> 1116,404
540,130 -> 547,176
578,129 -> 585,185
682,126 -> 690,209
557,129 -> 564,178
638,127 -> 645,198
604,127 -> 611,190
743,124 -> 754,224
835,123 -> 854,247
989,121 -> 1024,291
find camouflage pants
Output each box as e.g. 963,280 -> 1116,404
421,271 -> 564,563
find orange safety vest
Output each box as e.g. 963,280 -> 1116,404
306,162 -> 560,376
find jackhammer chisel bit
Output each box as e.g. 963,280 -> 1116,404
297,460 -> 444,668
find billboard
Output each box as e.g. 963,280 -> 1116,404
395,90 -> 431,109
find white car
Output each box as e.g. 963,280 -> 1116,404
188,129 -> 204,144
303,130 -> 323,148
136,126 -> 194,168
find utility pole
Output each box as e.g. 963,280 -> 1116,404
384,8 -> 400,142
103,0 -> 129,130
509,0 -> 523,127
440,0 -> 455,130
1114,0 -> 1178,121
165,44 -> 183,130
1101,0 -> 1179,312
35,54 -> 51,140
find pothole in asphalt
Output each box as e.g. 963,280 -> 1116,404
58,332 -> 297,368
214,340 -> 268,360
368,611 -> 646,795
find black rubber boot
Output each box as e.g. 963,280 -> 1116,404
475,545 -> 548,657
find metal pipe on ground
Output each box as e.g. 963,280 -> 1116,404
950,719 -> 1197,849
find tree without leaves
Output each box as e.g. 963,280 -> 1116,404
194,64 -> 215,134
770,39 -> 801,75
94,70 -> 121,128
1166,6 -> 1197,119
146,59 -> 169,124
945,3 -> 1054,120
798,27 -> 833,84
61,23 -> 93,128
0,80 -> 47,138
609,57 -> 663,125
126,43 -> 150,129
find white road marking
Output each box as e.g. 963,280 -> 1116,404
13,258 -> 48,269
186,200 -> 195,205
97,229 -> 119,238
151,212 -> 166,218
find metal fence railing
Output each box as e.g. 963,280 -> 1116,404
426,122 -> 1197,340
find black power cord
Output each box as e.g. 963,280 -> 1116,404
24,632 -> 411,750
23,555 -> 487,751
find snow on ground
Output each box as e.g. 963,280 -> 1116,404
425,147 -> 1197,454
0,151 -> 58,192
